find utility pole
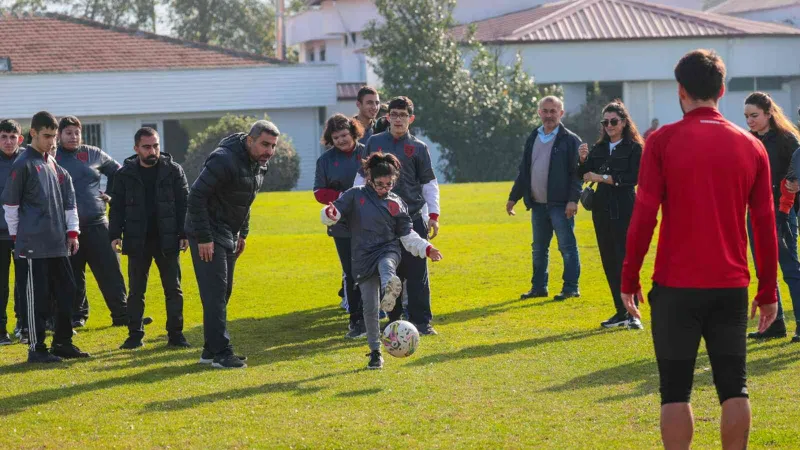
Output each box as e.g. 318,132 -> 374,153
275,0 -> 287,59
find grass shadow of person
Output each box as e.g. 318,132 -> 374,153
433,296 -> 565,327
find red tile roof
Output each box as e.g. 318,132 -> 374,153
450,0 -> 800,43
0,13 -> 282,74
337,82 -> 366,100
709,0 -> 800,15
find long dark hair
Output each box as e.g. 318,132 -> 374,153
745,92 -> 800,142
362,152 -> 401,181
596,100 -> 644,147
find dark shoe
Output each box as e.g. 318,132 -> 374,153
17,329 -> 29,345
211,353 -> 247,369
198,349 -> 247,365
143,317 -> 153,326
748,319 -> 788,339
119,337 -> 144,350
50,343 -> 90,359
366,350 -> 383,370
416,323 -> 438,336
72,319 -> 86,328
627,317 -> 644,330
379,310 -> 387,320
0,333 -> 11,345
554,291 -> 580,301
791,334 -> 800,343
601,312 -> 629,329
111,318 -> 128,327
521,289 -> 548,299
345,321 -> 367,339
167,334 -> 191,348
28,350 -> 62,363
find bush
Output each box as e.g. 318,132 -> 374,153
182,114 -> 300,192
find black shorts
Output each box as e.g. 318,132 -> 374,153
649,284 -> 749,404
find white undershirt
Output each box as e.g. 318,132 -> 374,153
609,139 -> 622,155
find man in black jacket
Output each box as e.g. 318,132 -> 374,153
186,120 -> 278,369
110,127 -> 190,349
507,96 -> 583,301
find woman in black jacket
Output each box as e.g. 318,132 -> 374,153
578,101 -> 644,330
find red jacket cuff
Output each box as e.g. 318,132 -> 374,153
314,189 -> 341,205
755,287 -> 779,305
426,245 -> 432,257
620,278 -> 640,295
779,182 -> 795,214
67,231 -> 79,239
429,213 -> 439,221
10,235 -> 15,242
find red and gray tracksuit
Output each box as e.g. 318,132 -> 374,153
0,149 -> 23,334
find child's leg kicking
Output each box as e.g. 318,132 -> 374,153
378,257 -> 402,313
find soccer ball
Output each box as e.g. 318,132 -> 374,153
381,320 -> 419,358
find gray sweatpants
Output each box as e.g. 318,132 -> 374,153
360,257 -> 398,351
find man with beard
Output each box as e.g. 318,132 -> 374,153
354,86 -> 380,146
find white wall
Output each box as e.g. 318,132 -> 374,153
732,6 -> 800,27
562,83 -> 587,114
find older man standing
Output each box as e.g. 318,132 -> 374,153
507,96 -> 583,301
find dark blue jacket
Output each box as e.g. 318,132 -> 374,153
56,144 -> 120,226
0,149 -> 20,239
508,125 -> 582,209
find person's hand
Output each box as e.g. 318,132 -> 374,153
583,172 -> 596,183
235,237 -> 246,257
622,290 -> 645,319
67,237 -> 80,256
325,202 -> 338,220
179,239 -> 189,252
506,200 -> 517,216
751,299 -> 778,333
565,202 -> 578,219
578,143 -> 589,163
786,179 -> 800,194
428,247 -> 443,262
99,192 -> 111,204
428,219 -> 439,240
198,242 -> 214,262
111,239 -> 122,253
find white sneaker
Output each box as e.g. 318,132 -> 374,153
380,275 -> 402,313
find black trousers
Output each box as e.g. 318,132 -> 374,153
592,192 -> 636,315
333,237 -> 363,325
0,240 -> 22,332
127,239 -> 184,339
189,238 -> 237,356
71,223 -> 128,322
19,256 -> 76,351
389,216 -> 432,326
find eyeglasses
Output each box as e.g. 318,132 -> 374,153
372,180 -> 395,189
601,118 -> 621,127
388,112 -> 410,120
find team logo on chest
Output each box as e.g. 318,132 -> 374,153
334,161 -> 339,167
387,200 -> 400,216
77,151 -> 89,163
359,197 -> 365,206
404,144 -> 415,158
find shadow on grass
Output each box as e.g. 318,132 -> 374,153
434,296 -> 565,326
334,387 -> 383,398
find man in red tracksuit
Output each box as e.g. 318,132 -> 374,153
620,50 -> 779,449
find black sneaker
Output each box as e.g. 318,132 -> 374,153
521,289 -> 548,299
748,319 -> 788,339
554,291 -> 580,301
0,333 -> 11,345
792,334 -> 800,343
198,349 -> 247,365
28,350 -> 62,363
50,343 -> 90,359
601,313 -> 629,329
627,317 -> 644,330
345,321 -> 367,339
211,354 -> 247,369
366,350 -> 383,370
167,334 -> 191,348
416,323 -> 438,336
119,337 -> 144,350
143,317 -> 153,326
72,319 -> 86,328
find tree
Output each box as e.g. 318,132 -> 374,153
10,0 -> 157,30
562,83 -> 611,149
364,0 -> 558,182
182,114 -> 300,192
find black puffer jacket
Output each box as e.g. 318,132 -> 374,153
185,133 -> 267,250
108,153 -> 188,255
753,129 -> 800,207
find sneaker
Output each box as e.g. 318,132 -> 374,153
17,329 -> 29,345
366,350 -> 383,370
379,310 -> 387,320
50,343 -> 90,359
72,319 -> 86,328
0,333 -> 11,345
339,296 -> 349,312
211,353 -> 247,369
380,275 -> 402,312
601,313 -> 629,329
627,317 -> 644,330
748,319 -> 788,339
198,349 -> 248,365
345,321 -> 367,339
143,317 -> 153,326
167,334 -> 191,348
28,350 -> 62,363
119,337 -> 144,350
554,291 -> 580,301
792,334 -> 800,343
520,289 -> 548,299
416,323 -> 438,336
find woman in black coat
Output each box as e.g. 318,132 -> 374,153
578,101 -> 644,330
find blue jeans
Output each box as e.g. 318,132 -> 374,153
531,203 -> 580,293
748,208 -> 800,327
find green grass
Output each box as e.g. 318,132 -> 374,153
1,182 -> 798,449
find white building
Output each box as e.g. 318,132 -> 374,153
709,0 -> 800,27
0,13 -> 338,190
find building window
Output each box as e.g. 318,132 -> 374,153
728,77 -> 784,92
320,44 -> 326,62
728,78 -> 755,92
83,123 -> 103,148
756,77 -> 784,91
351,33 -> 357,45
344,34 -> 349,46
307,46 -> 315,62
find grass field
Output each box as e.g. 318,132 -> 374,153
0,182 -> 798,449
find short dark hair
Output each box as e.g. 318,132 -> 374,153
31,111 -> 58,132
134,127 -> 159,146
321,113 -> 364,147
357,86 -> 379,103
0,119 -> 22,135
249,120 -> 280,139
387,96 -> 414,115
674,49 -> 726,101
58,115 -> 82,133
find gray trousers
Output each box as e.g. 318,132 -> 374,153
360,257 -> 398,351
